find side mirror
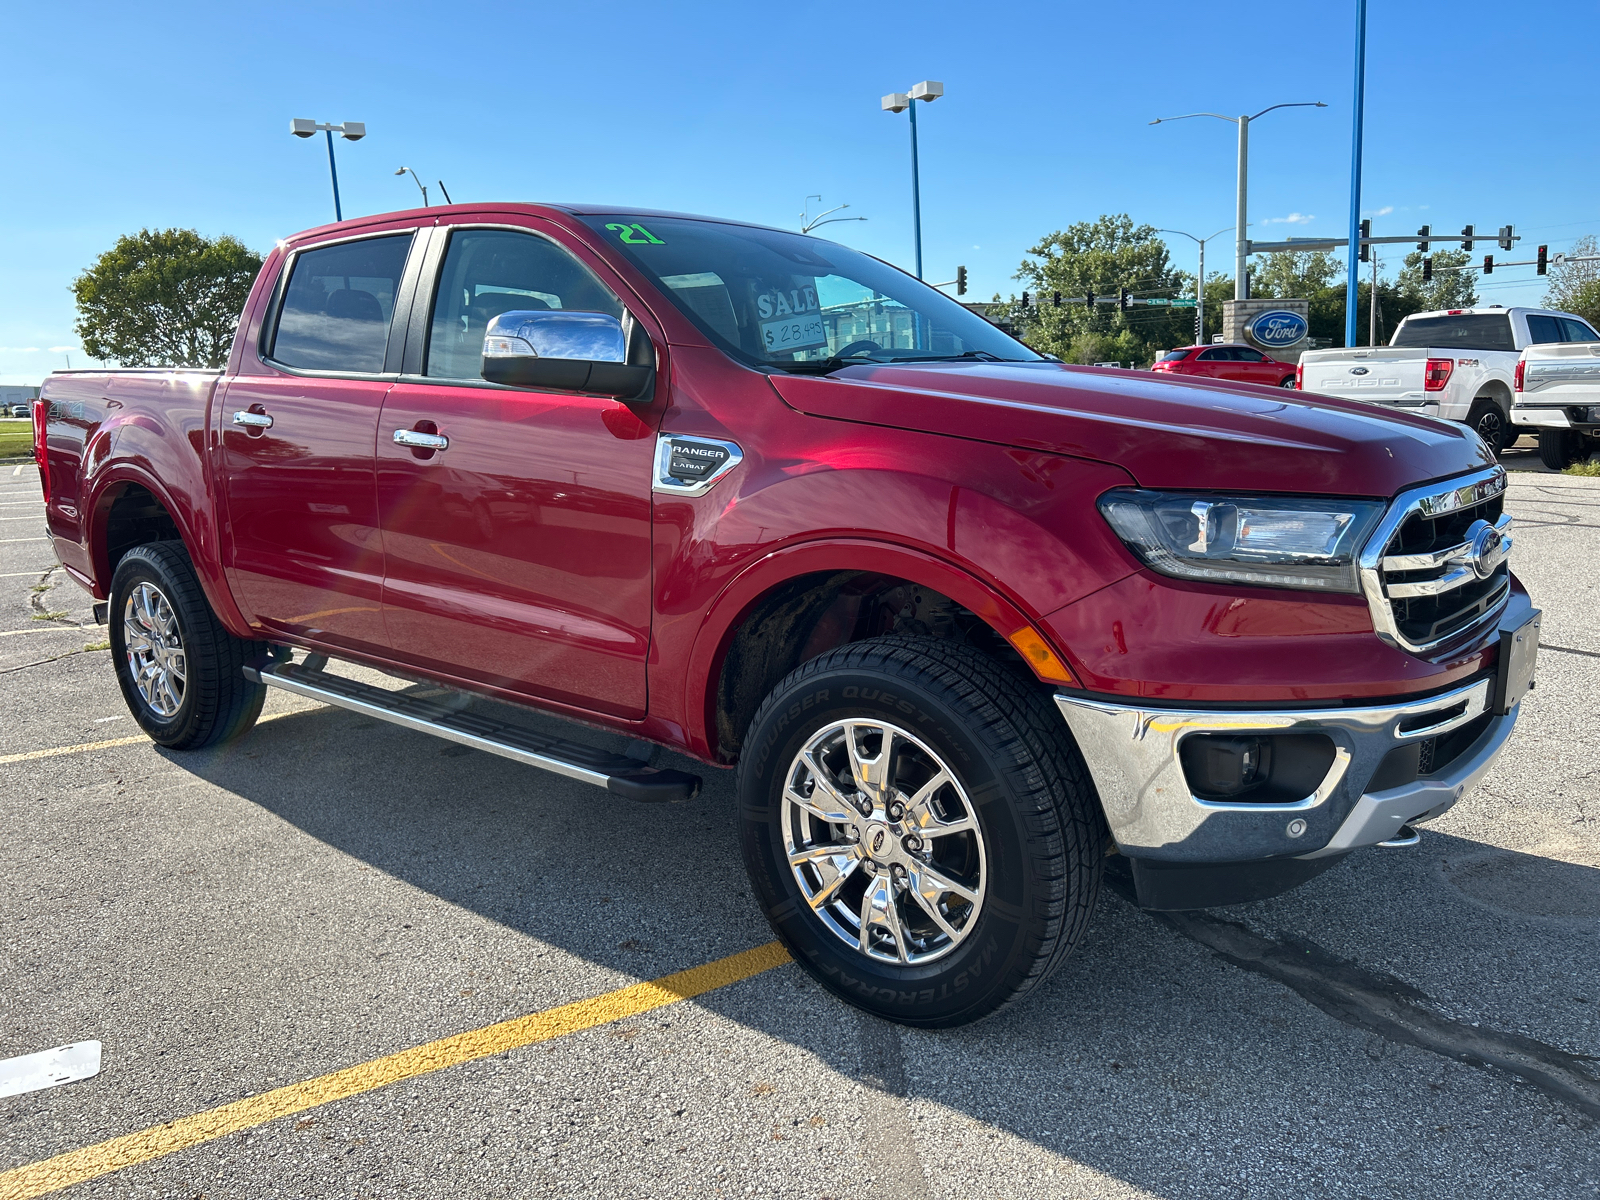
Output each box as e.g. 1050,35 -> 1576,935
481,310 -> 652,398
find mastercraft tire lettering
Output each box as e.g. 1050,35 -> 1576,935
737,636 -> 1106,1027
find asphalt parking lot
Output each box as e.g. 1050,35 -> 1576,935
2,448 -> 1599,1200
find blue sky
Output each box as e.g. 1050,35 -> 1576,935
1,0 -> 1593,384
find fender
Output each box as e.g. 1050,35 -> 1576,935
85,461 -> 253,638
679,535 -> 1078,761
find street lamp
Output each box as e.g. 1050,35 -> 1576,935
395,166 -> 428,207
800,195 -> 867,235
1150,102 -> 1326,300
881,81 -> 943,279
290,118 -> 367,222
1346,0 -> 1369,350
1155,225 -> 1234,343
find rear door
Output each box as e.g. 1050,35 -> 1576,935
374,221 -> 658,718
219,229 -> 421,652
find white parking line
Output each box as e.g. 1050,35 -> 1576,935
1,538 -> 48,543
0,626 -> 92,637
0,571 -> 51,578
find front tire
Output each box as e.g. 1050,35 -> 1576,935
737,636 -> 1106,1027
1538,427 -> 1585,470
109,541 -> 266,750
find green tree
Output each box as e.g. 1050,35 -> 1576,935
1396,248 -> 1477,311
73,229 -> 262,368
1008,214 -> 1192,363
1250,250 -> 1342,300
1544,235 -> 1600,319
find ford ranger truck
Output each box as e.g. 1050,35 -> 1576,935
1297,306 -> 1598,451
33,205 -> 1540,1028
1512,339 -> 1600,469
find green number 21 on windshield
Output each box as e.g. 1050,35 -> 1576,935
606,222 -> 666,245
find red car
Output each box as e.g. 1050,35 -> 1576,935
1152,343 -> 1299,388
35,204 -> 1532,1028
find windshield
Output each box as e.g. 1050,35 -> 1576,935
582,215 -> 1040,371
1390,313 -> 1515,352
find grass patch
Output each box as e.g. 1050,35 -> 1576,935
83,640 -> 111,652
1562,460 -> 1600,477
32,611 -> 67,621
0,426 -> 34,458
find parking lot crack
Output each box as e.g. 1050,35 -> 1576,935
854,1009 -> 933,1199
1153,908 -> 1600,1121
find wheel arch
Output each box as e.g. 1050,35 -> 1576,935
685,539 -> 1076,764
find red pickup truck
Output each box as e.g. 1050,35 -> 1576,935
33,204 -> 1539,1027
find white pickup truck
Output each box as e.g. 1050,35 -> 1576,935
1514,341 -> 1600,468
1297,307 -> 1599,452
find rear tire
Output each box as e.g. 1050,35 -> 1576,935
1538,427 -> 1585,470
737,635 -> 1106,1028
109,541 -> 266,750
1279,374 -> 1297,388
1468,399 -> 1511,453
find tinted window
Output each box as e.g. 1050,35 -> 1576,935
1157,349 -> 1191,362
580,215 -> 1037,370
1234,347 -> 1268,362
426,230 -> 622,380
1197,347 -> 1228,361
1525,314 -> 1563,345
271,235 -> 412,372
1560,317 -> 1599,342
1390,314 -> 1515,352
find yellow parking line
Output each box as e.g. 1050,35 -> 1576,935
0,711 -> 301,766
0,942 -> 791,1199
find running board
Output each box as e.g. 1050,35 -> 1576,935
243,661 -> 701,803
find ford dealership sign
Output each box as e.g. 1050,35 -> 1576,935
1245,309 -> 1309,347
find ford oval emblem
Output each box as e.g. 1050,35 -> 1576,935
1244,309 -> 1309,347
1349,366 -> 1370,375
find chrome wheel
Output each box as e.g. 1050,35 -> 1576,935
781,719 -> 986,965
123,581 -> 186,717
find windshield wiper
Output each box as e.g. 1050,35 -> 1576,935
884,350 -> 1016,363
769,353 -> 883,375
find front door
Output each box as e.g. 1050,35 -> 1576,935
376,226 -> 656,718
220,232 -> 415,653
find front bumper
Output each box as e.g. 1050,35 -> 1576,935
1054,673 -> 1517,865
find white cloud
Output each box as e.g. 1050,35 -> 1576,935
1262,213 -> 1316,225
1365,205 -> 1395,217
48,346 -> 77,354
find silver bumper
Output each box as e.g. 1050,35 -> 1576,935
1054,677 -> 1517,863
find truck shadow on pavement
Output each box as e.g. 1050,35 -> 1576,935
167,701 -> 1600,1198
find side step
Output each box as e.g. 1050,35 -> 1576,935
243,660 -> 702,803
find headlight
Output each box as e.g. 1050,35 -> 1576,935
1097,489 -> 1385,593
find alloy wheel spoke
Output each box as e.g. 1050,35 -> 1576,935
789,843 -> 863,910
793,751 -> 856,822
903,771 -> 975,838
911,860 -> 980,909
857,873 -> 906,962
844,721 -> 894,806
907,880 -> 962,941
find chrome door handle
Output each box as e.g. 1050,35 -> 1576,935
232,410 -> 273,428
393,429 -> 449,451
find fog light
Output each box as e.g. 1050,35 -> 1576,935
1180,736 -> 1273,800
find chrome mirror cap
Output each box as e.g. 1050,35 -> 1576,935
483,310 -> 626,363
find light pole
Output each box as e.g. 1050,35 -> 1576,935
395,166 -> 428,207
800,195 -> 867,234
1346,0 -> 1369,349
290,119 -> 367,221
1155,225 -> 1234,343
1150,102 -> 1326,300
881,81 -> 943,279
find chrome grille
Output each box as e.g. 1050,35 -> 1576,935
1359,466 -> 1512,655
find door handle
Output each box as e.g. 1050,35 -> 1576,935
232,410 -> 273,428
393,429 -> 449,451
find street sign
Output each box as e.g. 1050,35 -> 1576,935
1245,310 -> 1309,347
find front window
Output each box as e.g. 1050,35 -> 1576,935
582,215 -> 1039,372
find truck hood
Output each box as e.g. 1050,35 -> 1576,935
767,361 -> 1493,496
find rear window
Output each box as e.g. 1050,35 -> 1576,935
1390,314 -> 1514,352
1157,349 -> 1191,362
270,234 -> 413,372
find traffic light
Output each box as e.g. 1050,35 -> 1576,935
1461,224 -> 1475,251
1195,310 -> 1203,341
1119,287 -> 1130,311
1359,219 -> 1371,262
1483,255 -> 1494,275
1422,257 -> 1433,282
1084,291 -> 1094,309
1498,225 -> 1514,252
1417,224 -> 1431,251
1538,245 -> 1548,275
1020,292 -> 1029,307
1053,291 -> 1062,307
955,265 -> 967,296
